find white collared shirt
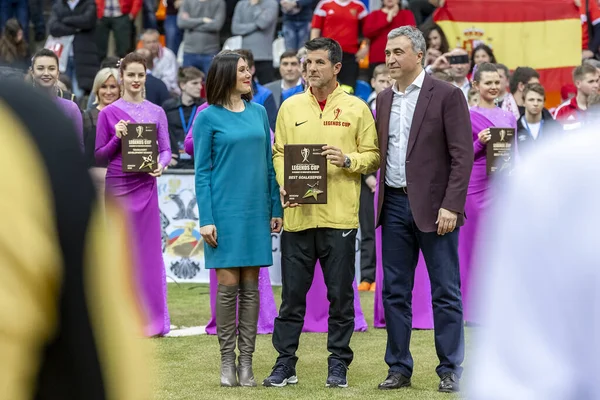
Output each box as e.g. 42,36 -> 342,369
385,69 -> 425,188
453,78 -> 470,101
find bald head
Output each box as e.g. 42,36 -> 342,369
141,29 -> 160,57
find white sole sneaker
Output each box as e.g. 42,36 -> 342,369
263,375 -> 298,387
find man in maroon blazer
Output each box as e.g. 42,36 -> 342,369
375,26 -> 473,393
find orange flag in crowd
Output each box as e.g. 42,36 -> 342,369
434,0 -> 580,107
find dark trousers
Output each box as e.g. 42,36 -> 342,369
96,15 -> 133,60
381,187 -> 464,378
359,178 -> 376,283
272,228 -> 357,368
254,60 -> 274,85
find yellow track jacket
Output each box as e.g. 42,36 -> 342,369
273,85 -> 380,232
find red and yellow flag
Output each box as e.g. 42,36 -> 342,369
434,0 -> 580,107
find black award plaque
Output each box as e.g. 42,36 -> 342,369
284,144 -> 327,204
122,123 -> 158,173
486,127 -> 515,175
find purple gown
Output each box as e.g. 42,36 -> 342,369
95,99 -> 172,337
460,106 -> 517,322
373,171 -> 434,330
56,96 -> 84,151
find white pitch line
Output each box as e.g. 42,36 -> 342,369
165,325 -> 207,337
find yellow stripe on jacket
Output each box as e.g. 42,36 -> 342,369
273,85 -> 380,232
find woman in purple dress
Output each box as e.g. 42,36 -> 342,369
29,49 -> 83,151
460,62 -> 517,322
95,52 -> 172,337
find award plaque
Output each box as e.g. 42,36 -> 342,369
486,127 -> 515,175
284,144 -> 327,204
122,123 -> 159,173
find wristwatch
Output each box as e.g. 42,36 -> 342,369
343,155 -> 351,168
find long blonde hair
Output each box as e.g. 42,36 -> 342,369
91,67 -> 120,105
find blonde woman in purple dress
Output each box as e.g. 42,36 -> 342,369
95,52 -> 172,337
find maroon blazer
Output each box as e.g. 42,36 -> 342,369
375,73 -> 474,232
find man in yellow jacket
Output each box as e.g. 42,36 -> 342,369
264,37 -> 380,389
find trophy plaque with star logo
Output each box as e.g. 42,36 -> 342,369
284,144 -> 327,204
122,123 -> 159,173
487,127 -> 515,175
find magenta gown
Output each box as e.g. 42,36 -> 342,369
55,96 -> 84,151
95,98 -> 172,337
460,106 -> 517,322
373,171 -> 434,330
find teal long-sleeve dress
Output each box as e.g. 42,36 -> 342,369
193,101 -> 282,269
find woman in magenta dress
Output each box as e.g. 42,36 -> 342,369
29,49 -> 83,151
460,62 -> 517,322
95,52 -> 172,337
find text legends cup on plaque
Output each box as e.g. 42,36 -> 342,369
122,123 -> 159,173
284,144 -> 327,204
486,127 -> 515,175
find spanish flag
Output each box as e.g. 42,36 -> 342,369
434,0 -> 580,107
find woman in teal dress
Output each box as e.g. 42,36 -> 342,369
193,50 -> 283,388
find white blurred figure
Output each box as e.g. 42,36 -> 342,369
467,130 -> 600,400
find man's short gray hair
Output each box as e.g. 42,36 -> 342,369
388,26 -> 427,66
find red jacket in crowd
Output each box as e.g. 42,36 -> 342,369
363,8 -> 415,65
553,96 -> 584,130
95,0 -> 142,18
581,0 -> 600,50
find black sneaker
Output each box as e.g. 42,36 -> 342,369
262,363 -> 298,387
438,372 -> 460,393
326,360 -> 348,388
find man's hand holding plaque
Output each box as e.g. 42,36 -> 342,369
283,144 -> 328,205
121,123 -> 159,173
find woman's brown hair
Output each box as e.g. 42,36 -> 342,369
205,50 -> 252,106
119,52 -> 147,74
0,19 -> 27,63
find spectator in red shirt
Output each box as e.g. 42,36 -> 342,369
554,63 -> 599,129
363,0 -> 415,78
310,0 -> 368,90
577,0 -> 600,59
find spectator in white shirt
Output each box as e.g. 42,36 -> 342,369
140,29 -> 179,94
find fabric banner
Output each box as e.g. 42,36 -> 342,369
157,172 -> 363,284
434,0 -> 580,108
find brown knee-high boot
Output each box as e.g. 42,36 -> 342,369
216,283 -> 239,386
237,280 -> 259,387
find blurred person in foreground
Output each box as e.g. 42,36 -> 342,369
0,79 -> 150,400
95,51 -> 172,337
375,26 -> 472,393
467,129 -> 600,400
30,49 -> 83,151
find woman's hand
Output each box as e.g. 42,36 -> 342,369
478,128 -> 491,144
115,120 -> 129,138
149,163 -> 164,177
200,225 -> 217,247
271,218 -> 283,233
